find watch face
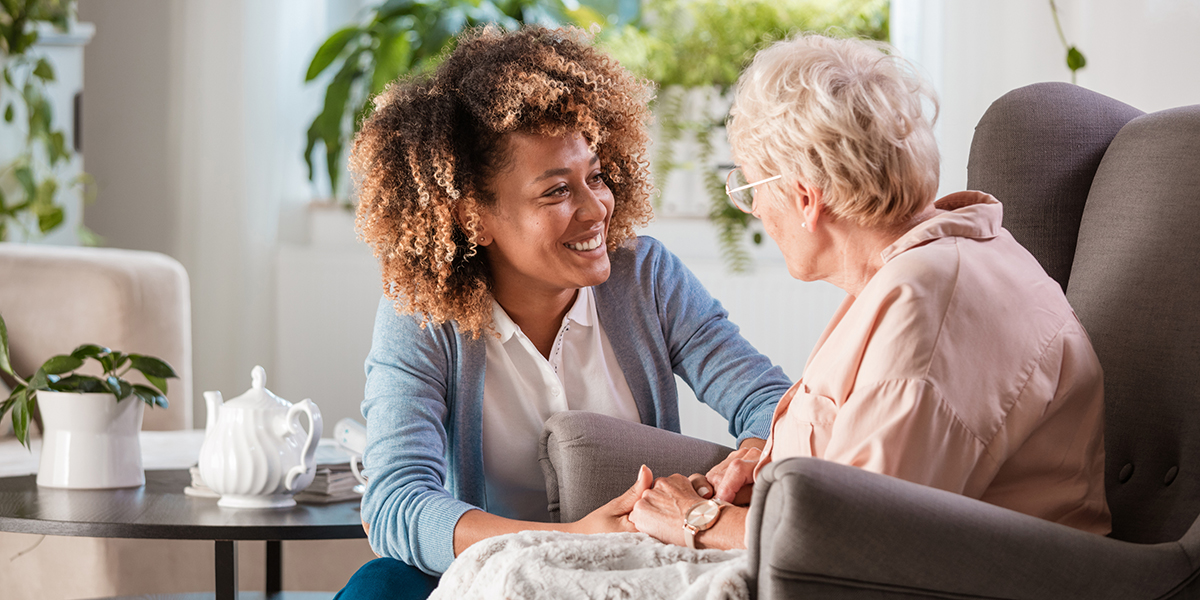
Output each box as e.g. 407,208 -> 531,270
685,500 -> 721,529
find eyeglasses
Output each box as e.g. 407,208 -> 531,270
725,167 -> 782,213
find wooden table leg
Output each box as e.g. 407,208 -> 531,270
266,540 -> 282,594
215,540 -> 237,600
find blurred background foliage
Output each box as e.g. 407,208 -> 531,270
0,0 -> 95,243
601,0 -> 887,89
304,0 -> 624,198
600,0 -> 888,271
304,0 -> 889,269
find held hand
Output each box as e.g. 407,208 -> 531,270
704,445 -> 761,505
568,464 -> 653,535
629,474 -> 706,547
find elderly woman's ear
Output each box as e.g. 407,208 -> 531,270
796,181 -> 824,230
773,178 -> 824,231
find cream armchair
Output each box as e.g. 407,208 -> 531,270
0,243 -> 374,598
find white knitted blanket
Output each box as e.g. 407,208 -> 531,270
430,531 -> 750,600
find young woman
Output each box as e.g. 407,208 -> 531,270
336,26 -> 791,598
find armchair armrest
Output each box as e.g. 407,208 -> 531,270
748,457 -> 1199,600
539,412 -> 732,523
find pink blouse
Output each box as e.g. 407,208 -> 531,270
756,191 -> 1111,534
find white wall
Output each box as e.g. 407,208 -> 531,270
79,0 -> 363,428
893,0 -> 1200,199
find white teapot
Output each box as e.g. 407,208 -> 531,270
199,366 -> 323,508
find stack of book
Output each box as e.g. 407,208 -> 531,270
185,439 -> 365,505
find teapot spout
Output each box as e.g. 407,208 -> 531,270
203,391 -> 224,434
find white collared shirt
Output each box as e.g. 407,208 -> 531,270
481,287 -> 640,521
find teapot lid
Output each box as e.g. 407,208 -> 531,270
228,365 -> 287,406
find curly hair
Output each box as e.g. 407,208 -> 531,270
351,25 -> 655,338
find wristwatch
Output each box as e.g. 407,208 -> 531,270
682,498 -> 728,549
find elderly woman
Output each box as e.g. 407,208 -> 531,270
335,26 -> 791,598
629,34 -> 1110,550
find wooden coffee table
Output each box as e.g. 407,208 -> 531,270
0,469 -> 366,599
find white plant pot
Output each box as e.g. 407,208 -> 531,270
36,391 -> 145,489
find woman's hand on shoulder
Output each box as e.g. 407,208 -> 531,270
567,464 -> 653,535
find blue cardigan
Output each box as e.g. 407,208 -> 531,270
359,236 -> 791,574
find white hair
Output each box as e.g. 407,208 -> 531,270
728,33 -> 940,228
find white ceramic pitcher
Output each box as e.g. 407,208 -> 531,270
198,366 -> 322,508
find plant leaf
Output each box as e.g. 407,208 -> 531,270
306,26 -> 362,82
48,374 -> 106,393
15,166 -> 36,201
37,205 -> 63,233
33,58 -> 55,82
41,354 -> 83,375
105,376 -> 132,400
144,373 -> 169,395
1066,46 -> 1087,72
108,351 -> 129,373
48,131 -> 68,166
128,354 -> 178,379
370,31 -> 412,95
306,55 -> 359,194
28,367 -> 49,391
132,384 -> 168,409
0,386 -> 19,419
0,312 -> 15,378
71,344 -> 110,360
11,389 -> 30,448
3,104 -> 12,123
34,178 -> 57,208
377,0 -> 417,17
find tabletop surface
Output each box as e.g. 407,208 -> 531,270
0,469 -> 367,541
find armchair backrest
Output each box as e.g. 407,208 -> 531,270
967,82 -> 1143,291
0,243 -> 193,431
968,83 -> 1200,544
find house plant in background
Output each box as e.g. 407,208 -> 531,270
0,313 -> 177,488
600,0 -> 888,271
303,0 -> 614,204
0,0 -> 96,244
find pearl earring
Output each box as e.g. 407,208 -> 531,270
801,222 -> 807,230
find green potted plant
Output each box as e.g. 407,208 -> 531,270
600,0 -> 888,271
0,313 -> 177,488
303,0 -> 607,203
0,0 -> 96,243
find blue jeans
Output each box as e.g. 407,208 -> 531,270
334,557 -> 440,600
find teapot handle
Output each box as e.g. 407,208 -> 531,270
283,399 -> 323,492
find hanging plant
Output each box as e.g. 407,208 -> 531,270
0,0 -> 95,243
1048,0 -> 1086,84
303,0 -> 606,203
601,0 -> 889,271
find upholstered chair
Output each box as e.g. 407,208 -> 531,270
540,83 -> 1200,598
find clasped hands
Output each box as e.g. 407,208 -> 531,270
568,445 -> 762,549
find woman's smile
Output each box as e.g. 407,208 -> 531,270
565,231 -> 604,252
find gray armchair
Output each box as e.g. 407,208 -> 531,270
539,83 -> 1200,598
